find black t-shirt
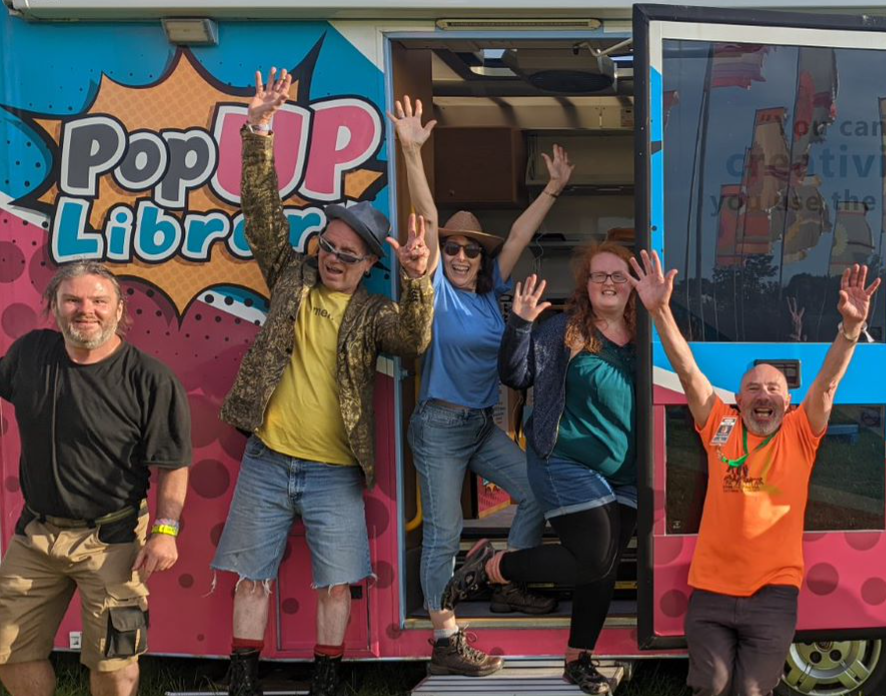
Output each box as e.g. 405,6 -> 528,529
0,330 -> 191,519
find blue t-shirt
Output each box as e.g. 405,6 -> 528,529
419,259 -> 513,409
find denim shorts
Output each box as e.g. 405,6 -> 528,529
211,436 -> 372,588
527,448 -> 638,519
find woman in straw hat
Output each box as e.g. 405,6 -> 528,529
389,95 -> 573,677
442,243 -> 638,695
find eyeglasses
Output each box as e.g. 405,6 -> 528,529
589,271 -> 628,284
317,235 -> 371,265
443,241 -> 482,259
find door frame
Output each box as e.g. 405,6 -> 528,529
633,2 -> 886,650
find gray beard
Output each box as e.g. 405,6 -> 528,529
60,320 -> 118,350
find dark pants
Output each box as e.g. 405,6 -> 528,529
685,585 -> 798,696
500,503 -> 637,650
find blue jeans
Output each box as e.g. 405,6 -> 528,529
211,436 -> 372,588
408,401 -> 545,612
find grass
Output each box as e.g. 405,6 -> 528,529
0,653 -> 692,695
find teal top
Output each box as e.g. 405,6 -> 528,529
552,334 -> 636,485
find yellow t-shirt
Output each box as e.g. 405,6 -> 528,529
257,285 -> 355,466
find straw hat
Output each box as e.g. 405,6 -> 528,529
438,211 -> 504,254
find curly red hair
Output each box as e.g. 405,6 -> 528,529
564,241 -> 637,354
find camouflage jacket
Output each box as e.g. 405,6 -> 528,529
220,131 -> 434,488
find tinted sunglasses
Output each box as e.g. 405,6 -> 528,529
443,241 -> 483,259
317,235 -> 371,265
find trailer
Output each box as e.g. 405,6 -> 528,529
2,2 -> 886,694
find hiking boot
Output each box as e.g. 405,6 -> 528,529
440,539 -> 495,611
490,583 -> 558,615
428,629 -> 504,677
309,654 -> 346,696
564,653 -> 613,695
228,649 -> 263,696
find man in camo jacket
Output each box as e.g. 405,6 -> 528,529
213,67 -> 434,696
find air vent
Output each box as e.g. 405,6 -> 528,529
436,18 -> 602,31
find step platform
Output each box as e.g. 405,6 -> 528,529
412,658 -> 625,696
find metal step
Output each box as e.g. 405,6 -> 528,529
411,658 -> 625,696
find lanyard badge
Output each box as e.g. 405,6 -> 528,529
716,423 -> 776,468
710,417 -> 737,447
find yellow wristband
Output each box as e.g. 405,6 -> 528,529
151,524 -> 179,537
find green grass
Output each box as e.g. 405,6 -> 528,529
0,653 -> 691,695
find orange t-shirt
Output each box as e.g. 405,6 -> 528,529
688,396 -> 824,596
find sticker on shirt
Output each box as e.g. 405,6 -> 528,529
710,417 -> 737,447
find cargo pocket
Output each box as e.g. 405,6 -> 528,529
104,605 -> 149,658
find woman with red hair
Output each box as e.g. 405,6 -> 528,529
443,242 -> 639,696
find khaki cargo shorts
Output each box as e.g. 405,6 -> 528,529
0,513 -> 149,672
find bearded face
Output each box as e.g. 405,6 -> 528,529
53,275 -> 123,350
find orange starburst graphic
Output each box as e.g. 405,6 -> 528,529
16,45 -> 385,314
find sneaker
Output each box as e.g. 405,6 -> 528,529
490,583 -> 558,615
564,653 -> 613,695
428,629 -> 504,677
228,649 -> 263,696
309,654 -> 346,696
440,539 -> 495,611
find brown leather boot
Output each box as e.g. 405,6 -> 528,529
428,629 -> 504,677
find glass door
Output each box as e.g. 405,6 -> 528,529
635,4 -> 886,649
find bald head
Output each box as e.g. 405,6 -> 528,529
736,363 -> 791,436
739,364 -> 788,394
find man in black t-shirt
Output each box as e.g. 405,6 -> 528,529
0,262 -> 191,696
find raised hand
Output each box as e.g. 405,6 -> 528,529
387,95 -> 436,152
628,249 -> 678,313
838,264 -> 881,330
248,67 -> 292,128
541,144 -> 575,195
387,214 -> 430,279
512,274 -> 552,323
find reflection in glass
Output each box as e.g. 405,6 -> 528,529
663,41 -> 886,343
665,405 -> 886,533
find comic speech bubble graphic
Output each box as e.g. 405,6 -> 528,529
8,44 -> 386,314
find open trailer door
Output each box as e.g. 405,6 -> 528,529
635,4 -> 886,693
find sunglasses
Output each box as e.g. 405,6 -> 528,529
443,241 -> 483,259
589,271 -> 629,284
318,235 -> 371,265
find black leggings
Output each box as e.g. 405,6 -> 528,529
500,503 -> 637,650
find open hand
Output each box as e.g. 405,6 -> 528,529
387,214 -> 430,278
387,95 -> 436,152
512,274 -> 552,323
628,250 -> 678,313
838,264 -> 881,330
132,533 -> 178,581
248,67 -> 292,128
541,144 -> 574,195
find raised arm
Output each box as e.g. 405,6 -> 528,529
497,145 -> 574,281
803,264 -> 880,435
388,96 -> 440,274
377,214 -> 435,357
630,250 -> 716,428
242,67 -> 295,290
498,275 -> 551,390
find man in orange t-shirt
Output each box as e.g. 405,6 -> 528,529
630,251 -> 880,696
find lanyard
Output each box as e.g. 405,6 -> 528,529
719,428 -> 775,468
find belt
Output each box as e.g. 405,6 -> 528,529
28,501 -> 147,529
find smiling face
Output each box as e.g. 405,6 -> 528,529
317,219 -> 377,295
442,234 -> 483,292
586,251 -> 632,317
53,274 -> 124,350
736,364 -> 791,436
